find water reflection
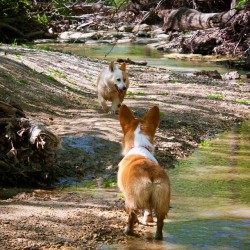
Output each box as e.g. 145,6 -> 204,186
103,121 -> 250,249
35,43 -> 234,74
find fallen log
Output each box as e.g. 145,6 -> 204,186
116,57 -> 147,66
158,7 -> 237,32
0,100 -> 60,186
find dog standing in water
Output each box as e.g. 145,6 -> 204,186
118,104 -> 170,240
97,61 -> 129,114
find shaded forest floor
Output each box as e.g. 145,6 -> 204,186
0,45 -> 249,249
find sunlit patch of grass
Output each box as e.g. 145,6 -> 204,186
48,68 -> 67,79
15,54 -> 23,61
85,75 -> 93,81
37,46 -> 55,52
103,179 -> 117,188
207,93 -> 223,100
47,75 -> 57,82
151,97 -> 158,101
126,90 -> 137,98
169,79 -> 179,84
117,193 -> 124,198
233,99 -> 249,105
11,39 -> 17,47
126,90 -> 133,96
66,79 -> 77,85
200,140 -> 210,147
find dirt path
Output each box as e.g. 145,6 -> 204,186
0,45 -> 249,249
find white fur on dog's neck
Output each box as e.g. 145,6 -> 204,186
124,124 -> 158,164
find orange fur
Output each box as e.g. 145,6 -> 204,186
118,105 -> 170,240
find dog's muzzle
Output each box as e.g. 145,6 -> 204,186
115,84 -> 126,93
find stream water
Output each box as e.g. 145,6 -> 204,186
35,43 -> 247,74
101,120 -> 250,249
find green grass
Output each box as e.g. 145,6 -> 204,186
19,79 -> 28,85
15,54 -> 23,61
169,79 -> 179,84
207,93 -> 223,100
48,68 -> 67,79
151,97 -> 158,101
200,140 -> 210,147
47,75 -> 57,82
160,111 -> 165,118
103,179 -> 117,188
233,99 -> 249,105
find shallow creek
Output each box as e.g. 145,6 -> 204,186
104,121 -> 250,249
63,121 -> 250,250
35,43 -> 245,74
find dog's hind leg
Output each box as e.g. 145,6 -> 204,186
155,213 -> 165,240
142,209 -> 153,224
124,209 -> 138,235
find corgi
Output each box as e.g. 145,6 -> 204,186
118,104 -> 170,240
97,61 -> 129,114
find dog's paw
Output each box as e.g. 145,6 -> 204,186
124,227 -> 134,236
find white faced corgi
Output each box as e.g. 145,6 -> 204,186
97,61 -> 129,114
118,104 -> 170,240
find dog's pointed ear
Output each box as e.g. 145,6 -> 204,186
109,61 -> 115,72
119,104 -> 135,134
143,106 -> 160,133
120,62 -> 126,72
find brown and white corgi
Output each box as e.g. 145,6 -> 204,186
118,104 -> 170,240
97,61 -> 129,114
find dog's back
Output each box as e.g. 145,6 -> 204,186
118,155 -> 170,214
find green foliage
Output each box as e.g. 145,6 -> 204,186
169,79 -> 179,84
235,0 -> 248,10
135,90 -> 145,95
207,93 -> 223,100
160,111 -> 165,118
11,39 -> 18,47
19,79 -> 28,85
200,140 -> 210,147
0,0 -> 71,43
233,99 -> 249,105
36,14 -> 49,25
103,179 -> 116,188
0,0 -> 31,17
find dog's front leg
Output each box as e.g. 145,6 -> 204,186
98,94 -> 109,113
109,98 -> 120,114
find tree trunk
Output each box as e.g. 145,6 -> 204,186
158,7 -> 236,31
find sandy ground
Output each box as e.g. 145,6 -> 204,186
0,45 -> 249,249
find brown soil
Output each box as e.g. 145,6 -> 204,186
0,45 -> 249,249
